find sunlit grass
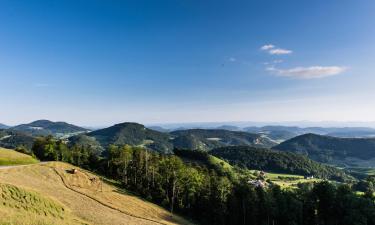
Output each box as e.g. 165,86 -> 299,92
0,147 -> 39,166
0,183 -> 86,225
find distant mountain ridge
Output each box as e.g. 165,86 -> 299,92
70,123 -> 277,154
11,120 -> 89,137
273,133 -> 375,167
244,126 -> 375,140
171,129 -> 277,151
149,125 -> 375,143
0,123 -> 9,129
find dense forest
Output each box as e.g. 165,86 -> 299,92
27,136 -> 375,225
274,133 -> 375,163
210,146 -> 352,181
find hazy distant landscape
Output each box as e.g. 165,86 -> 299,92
1,0 -> 375,224
1,119 -> 375,224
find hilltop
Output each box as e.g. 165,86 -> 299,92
11,120 -> 89,137
82,122 -> 173,153
273,133 -> 375,167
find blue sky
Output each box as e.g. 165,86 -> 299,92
1,0 -> 375,126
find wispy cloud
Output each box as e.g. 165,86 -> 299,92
260,44 -> 292,55
266,66 -> 347,79
228,57 -> 236,62
269,48 -> 292,55
260,44 -> 275,51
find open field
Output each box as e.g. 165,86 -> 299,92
250,170 -> 321,189
0,147 -> 39,166
0,162 -> 192,225
347,167 -> 375,176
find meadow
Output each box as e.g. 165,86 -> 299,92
0,147 -> 39,166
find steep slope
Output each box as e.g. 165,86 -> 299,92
273,133 -> 375,167
0,129 -> 35,150
0,162 -> 192,225
0,183 -> 87,225
11,120 -> 89,137
85,122 -> 173,153
171,129 -> 276,151
210,146 -> 352,181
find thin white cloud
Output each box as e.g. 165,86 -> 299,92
260,44 -> 292,55
260,44 -> 275,51
266,66 -> 348,79
273,59 -> 283,63
229,57 -> 236,62
269,48 -> 292,55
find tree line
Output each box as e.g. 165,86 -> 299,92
31,136 -> 375,225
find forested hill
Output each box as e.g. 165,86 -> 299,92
11,120 -> 88,137
273,133 -> 375,165
210,146 -> 352,181
170,129 -> 276,151
69,124 -> 277,154
84,122 -> 173,153
0,129 -> 35,150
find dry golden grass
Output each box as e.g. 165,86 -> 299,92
0,162 -> 193,225
0,147 -> 39,166
0,183 -> 88,225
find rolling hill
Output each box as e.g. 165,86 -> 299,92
70,124 -> 277,154
0,162 -> 192,225
0,129 -> 35,150
11,120 -> 89,137
171,129 -> 276,151
273,133 -> 375,167
210,146 -> 352,181
83,122 -> 173,153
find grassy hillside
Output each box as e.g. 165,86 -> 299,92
210,146 -> 352,181
0,162 -> 192,225
0,183 -> 86,225
273,133 -> 375,166
0,147 -> 38,166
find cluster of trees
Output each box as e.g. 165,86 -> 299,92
354,176 -> 375,196
30,137 -> 375,225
